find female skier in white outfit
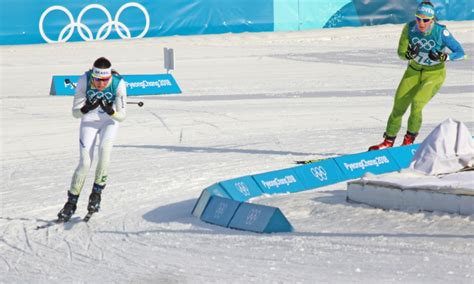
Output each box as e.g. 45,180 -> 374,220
58,57 -> 127,221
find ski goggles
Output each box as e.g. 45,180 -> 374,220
416,16 -> 433,23
92,76 -> 111,82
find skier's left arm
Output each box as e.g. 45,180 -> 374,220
72,74 -> 88,118
441,28 -> 465,61
111,79 -> 127,122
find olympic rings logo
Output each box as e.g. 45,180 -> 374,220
214,202 -> 228,219
412,37 -> 436,50
235,182 -> 251,196
245,209 -> 261,225
310,166 -> 328,181
39,2 -> 150,43
87,89 -> 114,103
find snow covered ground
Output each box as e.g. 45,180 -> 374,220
1,22 -> 473,283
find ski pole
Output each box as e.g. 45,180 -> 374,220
64,78 -> 144,107
127,101 -> 144,107
64,78 -> 76,88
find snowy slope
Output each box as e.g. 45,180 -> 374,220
1,22 -> 473,283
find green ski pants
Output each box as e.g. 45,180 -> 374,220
385,63 -> 446,137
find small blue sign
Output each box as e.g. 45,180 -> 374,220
253,168 -> 307,194
50,74 -> 181,96
334,149 -> 401,179
124,74 -> 181,95
294,159 -> 345,189
388,144 -> 420,169
191,183 -> 230,217
219,176 -> 263,202
200,196 -> 241,227
50,75 -> 79,96
228,202 -> 293,233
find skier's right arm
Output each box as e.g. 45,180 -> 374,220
397,24 -> 410,60
72,74 -> 88,118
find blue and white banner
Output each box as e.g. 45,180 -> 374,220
253,168 -> 307,194
294,159 -> 345,189
2,0 -> 471,45
200,196 -> 241,227
388,144 -> 420,169
192,144 -> 423,232
191,183 -> 231,217
334,150 -> 401,179
219,176 -> 264,202
1,0 -> 273,45
228,202 -> 293,233
50,74 -> 181,96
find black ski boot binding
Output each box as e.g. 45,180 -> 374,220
87,183 -> 105,213
57,192 -> 79,222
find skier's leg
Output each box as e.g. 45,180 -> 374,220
94,120 -> 119,186
88,120 -> 119,212
59,121 -> 99,220
385,66 -> 421,137
69,121 -> 99,196
407,67 -> 446,135
369,67 -> 421,151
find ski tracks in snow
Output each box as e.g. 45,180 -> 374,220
0,217 -> 114,279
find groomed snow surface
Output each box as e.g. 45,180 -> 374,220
1,22 -> 473,283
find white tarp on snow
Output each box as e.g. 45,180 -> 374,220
347,118 -> 474,216
409,118 -> 474,175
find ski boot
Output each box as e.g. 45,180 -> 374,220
87,183 -> 105,213
368,133 -> 395,151
57,192 -> 79,222
401,131 -> 418,146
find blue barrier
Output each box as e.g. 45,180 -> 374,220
333,150 -> 400,179
388,144 -> 420,169
194,145 -> 422,233
219,175 -> 264,202
0,0 -> 273,45
50,74 -> 181,96
2,1 -> 471,45
191,183 -> 230,218
229,202 -> 293,233
294,158 -> 345,189
200,196 -> 241,227
193,144 -> 427,233
253,167 -> 307,194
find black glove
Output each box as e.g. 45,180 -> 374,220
405,43 -> 420,60
100,99 -> 115,116
80,99 -> 100,114
428,50 -> 448,62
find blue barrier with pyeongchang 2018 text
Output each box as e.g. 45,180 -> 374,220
50,74 -> 181,96
194,144 -> 418,233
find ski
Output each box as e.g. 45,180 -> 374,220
35,219 -> 65,230
83,211 -> 95,222
35,215 -> 85,230
295,158 -> 326,164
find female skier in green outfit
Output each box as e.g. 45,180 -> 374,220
369,1 -> 465,151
